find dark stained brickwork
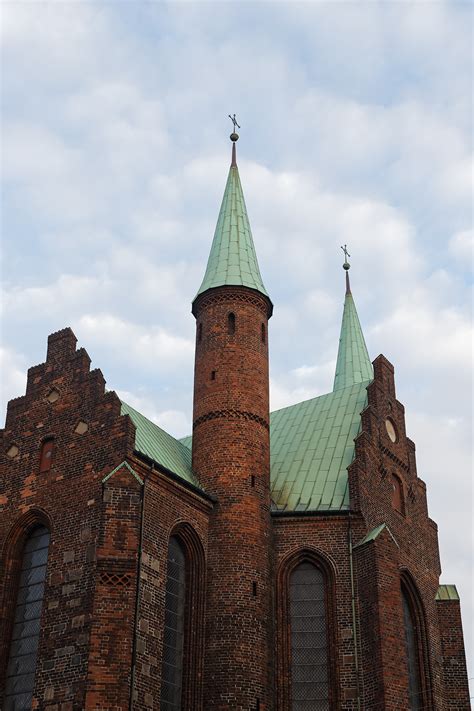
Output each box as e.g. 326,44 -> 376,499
1,326 -> 470,710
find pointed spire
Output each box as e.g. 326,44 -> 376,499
333,251 -> 373,391
194,124 -> 271,305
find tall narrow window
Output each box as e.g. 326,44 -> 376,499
290,562 -> 329,710
261,323 -> 266,344
197,323 -> 202,343
391,474 -> 405,514
160,537 -> 186,711
39,438 -> 54,473
228,312 -> 236,335
4,525 -> 50,710
402,587 -> 423,710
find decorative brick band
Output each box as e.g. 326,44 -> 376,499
193,409 -> 269,431
193,288 -> 271,317
99,571 -> 133,588
381,445 -> 409,471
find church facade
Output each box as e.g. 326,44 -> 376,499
0,135 -> 470,710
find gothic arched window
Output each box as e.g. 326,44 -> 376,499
4,525 -> 50,710
290,562 -> 329,710
160,536 -> 187,711
401,576 -> 431,710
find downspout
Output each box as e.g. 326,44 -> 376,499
348,511 -> 361,711
129,469 -> 148,710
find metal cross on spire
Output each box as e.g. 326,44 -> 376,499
229,113 -> 241,131
341,244 -> 351,262
340,245 -> 351,294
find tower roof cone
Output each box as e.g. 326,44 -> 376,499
333,248 -> 373,391
194,124 -> 271,307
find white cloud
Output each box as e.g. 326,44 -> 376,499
75,313 -> 194,374
370,295 -> 472,373
116,388 -> 191,438
0,347 -> 27,420
449,229 -> 474,265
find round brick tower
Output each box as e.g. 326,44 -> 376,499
191,133 -> 273,710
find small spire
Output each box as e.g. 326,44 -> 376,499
193,116 -> 271,311
229,113 -> 240,167
333,246 -> 373,391
341,244 -> 351,294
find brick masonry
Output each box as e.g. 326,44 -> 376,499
1,319 -> 470,709
191,286 -> 273,710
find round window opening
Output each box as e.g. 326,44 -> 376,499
385,418 -> 397,443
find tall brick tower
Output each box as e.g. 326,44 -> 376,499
191,129 -> 273,709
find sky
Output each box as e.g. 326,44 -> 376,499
1,0 -> 472,691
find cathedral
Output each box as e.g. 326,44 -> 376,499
0,132 -> 470,711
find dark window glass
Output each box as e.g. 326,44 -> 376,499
4,525 -> 50,711
261,323 -> 266,344
228,312 -> 236,335
160,537 -> 186,711
402,589 -> 422,710
290,562 -> 329,711
39,440 -> 54,473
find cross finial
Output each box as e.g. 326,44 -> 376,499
341,245 -> 351,294
229,113 -> 241,132
229,114 -> 240,166
341,244 -> 351,263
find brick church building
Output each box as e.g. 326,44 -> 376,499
1,133 -> 470,710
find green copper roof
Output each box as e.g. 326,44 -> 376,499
355,522 -> 387,546
333,289 -> 373,392
122,381 -> 371,512
178,381 -> 370,512
436,584 -> 460,601
354,522 -> 399,549
194,162 -> 269,300
120,401 -> 200,489
269,380 -> 370,511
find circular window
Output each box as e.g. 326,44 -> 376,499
385,418 -> 397,443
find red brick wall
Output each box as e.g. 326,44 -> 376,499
84,467 -> 143,709
437,599 -> 471,708
192,286 -> 274,710
355,528 -> 412,709
2,327 -> 469,710
0,328 -> 137,710
347,353 -> 468,708
272,514 -> 360,711
129,459 -> 211,710
1,328 -> 214,710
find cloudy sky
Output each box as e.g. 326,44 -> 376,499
1,0 -> 472,687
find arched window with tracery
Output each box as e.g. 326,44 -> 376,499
160,526 -> 205,711
3,525 -> 50,710
401,575 -> 432,710
290,562 -> 329,710
161,537 -> 186,710
277,551 -> 336,711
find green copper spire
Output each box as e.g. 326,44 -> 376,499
194,130 -> 270,303
333,250 -> 373,391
